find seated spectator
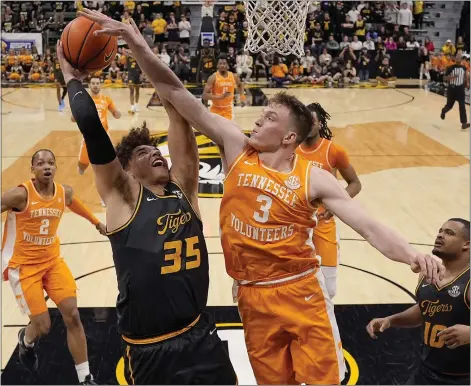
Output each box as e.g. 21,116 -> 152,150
326,34 -> 340,52
179,15 -> 191,47
418,46 -> 431,80
376,36 -> 385,51
343,61 -> 360,84
402,26 -> 412,42
397,36 -> 407,49
287,59 -> 309,83
300,49 -> 315,75
442,39 -> 456,55
339,44 -> 357,62
254,51 -> 270,81
308,64 -> 330,85
173,46 -> 191,83
106,61 -> 122,84
385,37 -> 397,50
319,48 -> 332,66
227,46 -> 237,72
271,56 -> 289,87
28,61 -> 44,82
326,61 -> 343,84
376,57 -> 397,85
339,36 -> 350,50
406,37 -> 420,49
456,36 -> 467,53
7,59 -> 24,82
351,35 -> 363,51
236,49 -> 253,81
363,35 -> 375,50
159,46 -> 171,67
424,37 -> 435,52
357,47 -> 370,82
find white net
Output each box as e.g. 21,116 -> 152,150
243,0 -> 310,57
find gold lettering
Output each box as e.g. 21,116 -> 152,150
157,209 -> 192,235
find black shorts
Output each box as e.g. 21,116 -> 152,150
128,72 -> 141,86
122,312 -> 237,385
54,71 -> 65,86
406,364 -> 470,385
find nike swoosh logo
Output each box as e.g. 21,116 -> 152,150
422,284 -> 430,287
305,295 -> 314,301
31,201 -> 39,205
72,91 -> 82,101
147,197 -> 157,201
104,51 -> 113,62
209,328 -> 217,335
244,161 -> 256,165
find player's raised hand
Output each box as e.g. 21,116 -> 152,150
366,317 -> 391,339
410,253 -> 445,285
56,41 -> 89,83
437,324 -> 470,349
78,9 -> 140,38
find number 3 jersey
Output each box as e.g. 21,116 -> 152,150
2,180 -> 65,278
416,267 -> 470,375
220,146 -> 319,283
107,181 -> 209,340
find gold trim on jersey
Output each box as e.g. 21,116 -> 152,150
122,314 -> 201,345
169,179 -> 202,222
434,265 -> 470,291
125,345 -> 135,384
415,275 -> 426,295
106,185 -> 143,236
464,279 -> 470,309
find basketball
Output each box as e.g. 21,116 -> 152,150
60,16 -> 117,72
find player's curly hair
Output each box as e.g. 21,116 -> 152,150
115,122 -> 160,169
306,102 -> 333,140
269,92 -> 313,144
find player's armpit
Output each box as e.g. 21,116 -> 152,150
1,186 -> 27,213
309,166 -> 417,266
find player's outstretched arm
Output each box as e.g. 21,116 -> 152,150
366,304 -> 422,339
77,9 -> 248,166
1,187 -> 27,213
63,185 -> 106,235
56,41 -> 139,224
309,166 -> 446,285
160,97 -> 201,216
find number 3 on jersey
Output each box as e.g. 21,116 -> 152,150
162,236 -> 201,275
253,194 -> 272,223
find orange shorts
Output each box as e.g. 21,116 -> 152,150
313,220 -> 339,268
209,106 -> 233,120
8,257 -> 77,316
237,269 -> 345,385
78,129 -> 109,166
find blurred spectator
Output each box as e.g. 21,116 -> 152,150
341,15 -> 354,39
397,36 -> 407,49
133,4 -> 144,23
406,37 -> 420,49
236,49 -> 253,81
384,3 -> 398,29
343,61 -> 359,84
254,52 -> 270,81
398,3 -> 412,28
142,20 -> 155,47
347,5 -> 359,23
167,13 -> 179,44
300,49 -> 315,75
287,59 -> 309,83
228,24 -> 237,49
402,26 -> 411,42
227,46 -> 237,72
173,46 -> 190,83
122,11 -> 131,24
385,37 -> 398,50
159,46 -> 171,67
339,36 -> 350,50
363,35 -> 375,50
197,39 -> 216,83
240,21 -> 249,49
376,57 -> 397,85
152,13 -> 167,45
319,48 -> 332,66
271,56 -> 289,87
179,15 -> 191,46
311,23 -> 324,57
424,37 -> 435,52
339,44 -> 357,62
376,36 -> 385,51
372,2 -> 384,24
351,35 -> 363,50
54,2 -> 65,25
355,15 -> 366,40
418,46 -> 431,80
326,34 -> 340,52
357,47 -> 370,81
413,0 -> 424,29
442,40 -> 457,55
219,24 -> 229,53
456,36 -> 467,53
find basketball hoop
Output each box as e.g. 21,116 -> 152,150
243,0 -> 310,57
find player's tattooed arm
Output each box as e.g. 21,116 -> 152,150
160,98 -> 201,216
309,166 -> 446,285
77,9 -> 248,167
1,186 -> 27,213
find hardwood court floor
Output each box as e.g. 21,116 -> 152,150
1,85 -> 469,379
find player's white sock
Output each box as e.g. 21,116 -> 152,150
76,361 -> 91,383
135,104 -> 139,112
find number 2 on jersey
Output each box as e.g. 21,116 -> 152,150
161,236 -> 201,275
253,194 -> 272,223
39,219 -> 49,235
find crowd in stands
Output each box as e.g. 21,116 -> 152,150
1,1 -> 469,87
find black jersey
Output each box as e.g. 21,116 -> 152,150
416,267 -> 470,376
127,56 -> 141,76
107,182 -> 209,340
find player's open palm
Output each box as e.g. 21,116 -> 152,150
366,317 -> 391,339
410,253 -> 445,285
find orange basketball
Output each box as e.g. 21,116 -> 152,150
61,17 -> 117,72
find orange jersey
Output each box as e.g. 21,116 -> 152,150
220,147 -> 319,282
92,94 -> 115,131
6,55 -> 16,66
297,138 -> 350,243
22,55 -> 33,66
2,180 -> 66,270
211,71 -> 236,109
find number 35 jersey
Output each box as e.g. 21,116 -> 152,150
107,181 -> 209,340
2,180 -> 65,276
220,146 -> 319,283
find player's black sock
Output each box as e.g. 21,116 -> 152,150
61,87 -> 68,101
